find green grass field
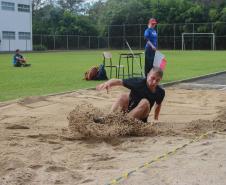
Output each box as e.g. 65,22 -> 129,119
0,50 -> 226,102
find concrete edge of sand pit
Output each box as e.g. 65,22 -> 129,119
0,70 -> 225,107
162,70 -> 226,87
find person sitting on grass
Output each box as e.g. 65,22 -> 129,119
96,67 -> 165,124
13,49 -> 31,67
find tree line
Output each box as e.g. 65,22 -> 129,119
32,0 -> 226,36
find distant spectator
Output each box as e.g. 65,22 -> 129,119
144,18 -> 158,77
13,49 -> 31,67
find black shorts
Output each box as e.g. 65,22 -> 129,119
145,49 -> 155,77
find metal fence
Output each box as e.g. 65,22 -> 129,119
33,34 -> 109,50
107,22 -> 226,50
4,22 -> 226,51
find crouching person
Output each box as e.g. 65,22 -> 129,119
96,67 -> 165,123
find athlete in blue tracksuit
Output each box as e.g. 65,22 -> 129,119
144,18 -> 158,77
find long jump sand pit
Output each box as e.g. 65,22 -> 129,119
0,84 -> 226,185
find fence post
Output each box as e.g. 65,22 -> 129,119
192,23 -> 195,50
40,34 -> 43,47
97,37 -> 99,49
211,22 -> 214,33
89,36 -> 91,49
108,25 -> 110,49
67,35 -> 69,50
74,35 -> 76,49
123,24 -> 126,49
139,24 -> 142,49
53,34 -> 56,49
211,23 -> 215,50
174,24 -> 176,50
182,33 -> 184,50
8,39 -> 10,52
77,35 -> 79,49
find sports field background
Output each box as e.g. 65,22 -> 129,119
0,50 -> 226,102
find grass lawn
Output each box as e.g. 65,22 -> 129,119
0,50 -> 226,102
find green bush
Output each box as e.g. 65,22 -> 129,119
33,45 -> 47,51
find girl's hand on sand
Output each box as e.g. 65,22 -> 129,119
96,82 -> 110,93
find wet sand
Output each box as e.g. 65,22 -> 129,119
0,87 -> 226,185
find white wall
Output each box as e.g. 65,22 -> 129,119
0,0 -> 32,51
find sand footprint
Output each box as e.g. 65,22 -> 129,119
6,124 -> 30,130
81,179 -> 94,184
29,164 -> 43,170
93,154 -> 115,162
45,166 -> 67,172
